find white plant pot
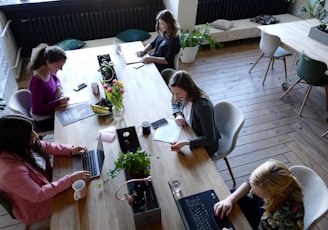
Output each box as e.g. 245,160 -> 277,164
180,46 -> 199,63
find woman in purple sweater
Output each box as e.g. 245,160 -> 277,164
29,44 -> 70,132
0,115 -> 90,225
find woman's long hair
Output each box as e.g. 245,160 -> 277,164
169,70 -> 208,102
28,43 -> 66,72
250,159 -> 303,216
155,9 -> 180,39
0,115 -> 51,180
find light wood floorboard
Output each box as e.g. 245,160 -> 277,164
3,38 -> 327,229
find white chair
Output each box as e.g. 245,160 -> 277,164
289,165 -> 328,230
211,101 -> 245,188
8,89 -> 53,137
249,30 -> 292,85
174,51 -> 180,70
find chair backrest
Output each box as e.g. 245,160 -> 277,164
8,89 -> 32,117
160,68 -> 176,86
214,101 -> 245,157
0,193 -> 15,219
259,30 -> 281,57
297,51 -> 328,85
289,165 -> 328,230
174,50 -> 180,70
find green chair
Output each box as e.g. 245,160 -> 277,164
280,51 -> 328,116
160,68 -> 176,86
0,194 -> 29,230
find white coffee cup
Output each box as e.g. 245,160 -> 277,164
91,82 -> 99,95
72,179 -> 87,201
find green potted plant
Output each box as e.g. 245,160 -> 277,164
109,149 -> 155,179
180,23 -> 223,63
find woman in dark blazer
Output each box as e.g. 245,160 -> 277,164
169,70 -> 220,156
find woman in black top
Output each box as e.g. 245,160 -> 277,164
137,9 -> 181,72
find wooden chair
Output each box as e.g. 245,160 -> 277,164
249,30 -> 292,85
211,101 -> 245,188
280,51 -> 328,116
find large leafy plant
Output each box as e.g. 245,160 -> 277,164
180,23 -> 223,51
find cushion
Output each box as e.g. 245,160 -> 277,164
210,19 -> 233,30
251,15 -> 280,25
116,29 -> 151,42
54,38 -> 85,51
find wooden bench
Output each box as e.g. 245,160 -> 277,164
196,14 -> 301,43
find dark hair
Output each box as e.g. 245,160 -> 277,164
28,43 -> 67,71
0,115 -> 51,180
155,9 -> 180,39
169,70 -> 208,101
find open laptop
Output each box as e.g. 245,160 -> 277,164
168,184 -> 234,230
119,41 -> 145,65
72,135 -> 105,178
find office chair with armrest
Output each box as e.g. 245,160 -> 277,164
280,51 -> 328,116
8,89 -> 54,138
289,165 -> 328,230
249,30 -> 292,85
160,68 -> 176,86
211,101 -> 245,188
0,194 -> 29,230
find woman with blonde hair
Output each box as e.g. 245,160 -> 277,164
214,159 -> 304,229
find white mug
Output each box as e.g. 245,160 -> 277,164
72,179 -> 87,201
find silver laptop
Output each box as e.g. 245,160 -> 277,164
72,135 -> 105,178
120,41 -> 144,64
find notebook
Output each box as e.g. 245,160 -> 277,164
116,126 -> 141,153
119,41 -> 144,64
72,136 -> 105,178
168,185 -> 235,230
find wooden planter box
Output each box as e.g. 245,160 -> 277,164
126,179 -> 161,228
308,26 -> 328,46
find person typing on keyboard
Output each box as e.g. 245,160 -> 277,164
0,114 -> 90,226
213,159 -> 304,230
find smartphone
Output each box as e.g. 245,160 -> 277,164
73,83 -> 87,91
151,118 -> 168,129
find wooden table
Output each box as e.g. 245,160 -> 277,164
51,42 -> 251,230
258,19 -> 328,111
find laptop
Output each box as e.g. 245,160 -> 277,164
72,135 -> 105,178
168,184 -> 234,230
113,40 -> 122,55
116,126 -> 141,153
119,41 -> 144,65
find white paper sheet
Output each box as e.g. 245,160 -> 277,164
153,119 -> 182,143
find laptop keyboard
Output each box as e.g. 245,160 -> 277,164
185,195 -> 219,230
82,150 -> 98,177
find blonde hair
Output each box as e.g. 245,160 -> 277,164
250,159 -> 303,216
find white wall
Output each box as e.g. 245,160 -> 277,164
163,0 -> 198,31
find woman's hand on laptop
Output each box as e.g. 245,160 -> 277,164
70,146 -> 88,155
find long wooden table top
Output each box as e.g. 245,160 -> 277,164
51,42 -> 251,230
258,19 -> 328,65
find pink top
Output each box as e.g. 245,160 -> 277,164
0,141 -> 72,225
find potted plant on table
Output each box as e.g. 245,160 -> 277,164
180,23 -> 223,63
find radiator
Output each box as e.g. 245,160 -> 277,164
25,7 -> 160,45
196,0 -> 290,24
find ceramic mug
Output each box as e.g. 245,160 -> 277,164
91,82 -> 99,95
72,179 -> 87,201
138,121 -> 151,135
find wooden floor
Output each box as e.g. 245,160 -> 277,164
2,38 -> 328,229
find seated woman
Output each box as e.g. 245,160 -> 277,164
214,159 -> 304,230
28,44 -> 70,132
137,9 -> 181,73
0,115 -> 90,225
168,70 -> 220,156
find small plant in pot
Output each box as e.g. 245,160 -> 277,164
180,23 -> 223,63
99,60 -> 115,83
109,149 -> 156,179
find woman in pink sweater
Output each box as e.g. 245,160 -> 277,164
0,115 -> 90,225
